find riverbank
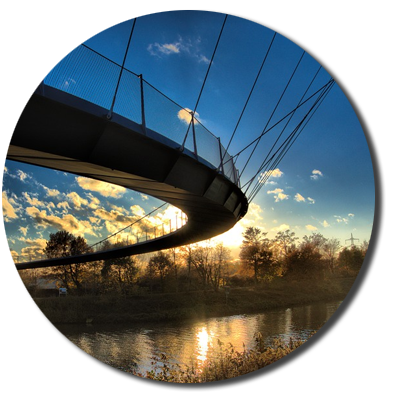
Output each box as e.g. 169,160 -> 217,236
33,277 -> 356,325
136,318 -> 368,383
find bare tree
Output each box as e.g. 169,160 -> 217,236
322,238 -> 341,273
273,230 -> 298,259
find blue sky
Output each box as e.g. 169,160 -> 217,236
2,10 -> 375,261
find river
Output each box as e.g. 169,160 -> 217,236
57,301 -> 341,375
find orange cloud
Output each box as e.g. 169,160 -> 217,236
75,177 -> 126,198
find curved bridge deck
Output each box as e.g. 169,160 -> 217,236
9,84 -> 248,269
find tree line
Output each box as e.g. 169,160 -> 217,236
19,227 -> 368,296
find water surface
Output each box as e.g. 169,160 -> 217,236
58,301 -> 341,373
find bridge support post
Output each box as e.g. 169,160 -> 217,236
218,137 -> 225,176
39,15 -> 46,96
191,112 -> 198,160
139,74 -> 147,136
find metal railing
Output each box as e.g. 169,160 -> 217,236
43,44 -> 240,185
13,209 -> 188,264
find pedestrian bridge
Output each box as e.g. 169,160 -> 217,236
8,44 -> 248,269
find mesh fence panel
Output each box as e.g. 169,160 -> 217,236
182,124 -> 195,154
15,11 -> 41,81
113,70 -> 142,123
220,144 -> 236,183
44,45 -> 120,110
143,81 -> 190,147
43,46 -> 241,186
193,121 -> 221,168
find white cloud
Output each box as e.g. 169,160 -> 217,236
148,37 -> 209,64
148,42 -> 181,56
19,237 -> 48,260
311,169 -> 323,180
294,193 -> 305,202
19,226 -> 29,236
177,108 -> 200,125
307,197 -> 315,204
198,54 -> 210,63
130,205 -> 146,217
43,186 -> 60,197
334,215 -> 349,224
75,177 -> 126,198
21,192 -> 56,211
94,207 -> 137,228
66,192 -> 88,210
258,169 -> 283,185
2,191 -> 19,222
25,206 -> 97,237
245,202 -> 264,222
10,250 -> 19,262
322,220 -> 330,228
271,223 -> 291,232
17,170 -> 29,181
92,203 -> 171,241
110,205 -> 128,215
237,203 -> 264,231
86,193 -> 101,209
270,168 -> 284,178
20,237 -> 47,248
267,188 -> 289,202
16,50 -> 40,71
306,224 -> 318,231
57,201 -> 70,212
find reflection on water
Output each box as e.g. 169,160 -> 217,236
196,326 -> 211,363
58,301 -> 341,373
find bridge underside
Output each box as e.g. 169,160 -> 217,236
8,86 -> 248,269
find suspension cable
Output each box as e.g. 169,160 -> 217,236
248,82 -> 334,199
88,202 -> 167,250
247,80 -> 335,202
249,80 -> 334,202
219,32 -> 277,166
107,18 -> 137,119
239,50 -> 305,179
181,14 -> 228,148
243,65 -> 322,194
222,78 -> 334,169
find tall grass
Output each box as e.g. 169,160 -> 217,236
117,333 -> 309,383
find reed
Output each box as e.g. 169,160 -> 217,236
119,333 -> 309,382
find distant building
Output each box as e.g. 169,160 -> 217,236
28,278 -> 63,297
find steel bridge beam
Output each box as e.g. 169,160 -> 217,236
8,86 -> 248,269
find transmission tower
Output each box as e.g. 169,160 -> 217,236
345,233 -> 359,247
